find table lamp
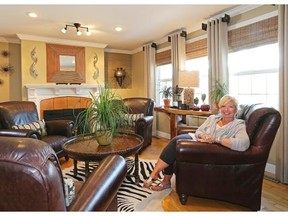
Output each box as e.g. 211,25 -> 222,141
178,70 -> 200,109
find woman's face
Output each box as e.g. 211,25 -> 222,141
220,100 -> 237,119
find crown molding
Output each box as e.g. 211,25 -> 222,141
104,48 -> 133,54
16,34 -> 108,48
0,37 -> 21,44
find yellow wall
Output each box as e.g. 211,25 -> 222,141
0,42 -> 21,102
0,42 -> 10,101
20,40 -> 105,100
9,43 -> 21,101
1,39 -> 145,102
85,47 -> 105,84
116,50 -> 146,99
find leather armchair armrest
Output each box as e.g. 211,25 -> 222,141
176,139 -> 265,165
69,154 -> 127,211
0,129 -> 40,139
135,116 -> 153,130
45,120 -> 74,137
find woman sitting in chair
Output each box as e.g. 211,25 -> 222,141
143,95 -> 250,191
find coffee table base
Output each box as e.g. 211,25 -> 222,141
72,154 -> 140,184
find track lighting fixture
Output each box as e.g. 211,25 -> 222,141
61,23 -> 91,36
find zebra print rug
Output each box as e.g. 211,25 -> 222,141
62,157 -> 174,211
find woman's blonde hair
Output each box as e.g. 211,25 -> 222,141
218,95 -> 238,110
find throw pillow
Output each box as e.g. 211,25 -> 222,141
63,178 -> 76,207
12,119 -> 47,136
124,113 -> 144,127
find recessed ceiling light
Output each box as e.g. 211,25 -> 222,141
27,12 -> 38,18
115,26 -> 123,32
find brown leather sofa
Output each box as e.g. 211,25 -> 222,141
0,101 -> 74,159
0,136 -> 127,211
175,104 -> 281,211
122,97 -> 154,151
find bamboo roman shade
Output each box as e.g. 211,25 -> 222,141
228,16 -> 278,52
186,38 -> 208,60
155,16 -> 277,65
156,49 -> 171,66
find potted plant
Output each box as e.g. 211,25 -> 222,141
74,84 -> 128,145
210,80 -> 228,110
160,86 -> 173,108
200,93 -> 210,111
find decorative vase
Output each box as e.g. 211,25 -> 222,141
114,67 -> 126,87
200,104 -> 210,111
95,130 -> 113,146
192,105 -> 200,111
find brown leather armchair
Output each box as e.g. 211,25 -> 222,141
175,104 -> 281,211
122,97 -> 154,151
0,136 -> 127,211
0,101 -> 74,159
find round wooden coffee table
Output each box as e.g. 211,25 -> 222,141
62,132 -> 143,183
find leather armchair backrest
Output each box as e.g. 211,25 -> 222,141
237,103 -> 281,152
123,97 -> 154,116
0,101 -> 39,129
0,137 -> 66,211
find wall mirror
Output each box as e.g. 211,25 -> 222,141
47,44 -> 85,83
59,55 -> 76,71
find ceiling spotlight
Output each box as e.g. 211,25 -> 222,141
115,26 -> 123,32
61,23 -> 91,36
86,29 -> 91,36
27,12 -> 38,18
77,29 -> 82,36
61,26 -> 67,33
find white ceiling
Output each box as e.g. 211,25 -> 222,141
0,4 -> 240,51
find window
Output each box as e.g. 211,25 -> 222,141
185,56 -> 209,104
228,43 -> 279,108
156,64 -> 172,106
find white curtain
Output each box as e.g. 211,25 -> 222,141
277,5 -> 288,183
143,44 -> 157,135
207,18 -> 229,106
170,32 -> 186,101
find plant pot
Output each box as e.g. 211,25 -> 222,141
192,105 -> 200,111
200,104 -> 210,111
163,98 -> 171,108
95,130 -> 113,145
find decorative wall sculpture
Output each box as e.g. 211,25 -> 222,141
30,47 -> 38,78
93,53 -> 99,80
0,65 -> 14,73
1,50 -> 10,57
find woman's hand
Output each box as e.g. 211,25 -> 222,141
197,134 -> 215,143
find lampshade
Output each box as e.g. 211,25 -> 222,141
178,70 -> 199,88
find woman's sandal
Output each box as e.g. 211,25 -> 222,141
143,176 -> 157,188
151,182 -> 171,191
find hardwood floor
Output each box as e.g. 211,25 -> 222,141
60,136 -> 288,211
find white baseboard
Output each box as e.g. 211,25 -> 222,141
155,131 -> 170,139
265,163 -> 275,175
